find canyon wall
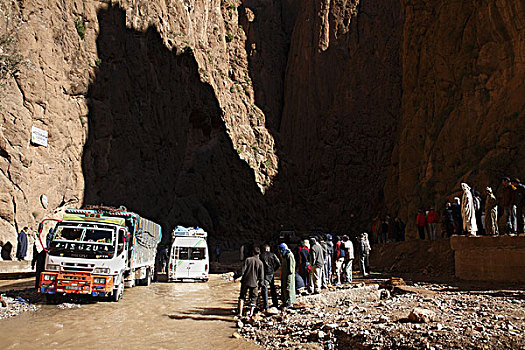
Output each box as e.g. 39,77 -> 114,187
385,0 -> 525,236
0,0 -> 523,251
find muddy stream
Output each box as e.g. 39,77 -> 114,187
0,275 -> 259,349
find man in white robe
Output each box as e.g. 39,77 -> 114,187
461,183 -> 478,236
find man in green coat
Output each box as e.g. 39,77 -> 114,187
278,243 -> 296,308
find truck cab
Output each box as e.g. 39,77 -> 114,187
39,208 -> 161,302
40,215 -> 129,301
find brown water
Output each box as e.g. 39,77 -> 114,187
0,276 -> 259,350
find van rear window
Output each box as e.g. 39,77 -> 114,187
175,247 -> 206,260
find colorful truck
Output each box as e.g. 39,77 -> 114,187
38,207 -> 161,302
168,226 -> 209,282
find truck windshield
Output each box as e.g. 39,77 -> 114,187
48,223 -> 116,258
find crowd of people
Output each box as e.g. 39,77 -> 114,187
416,177 -> 525,239
235,233 -> 372,316
370,215 -> 406,244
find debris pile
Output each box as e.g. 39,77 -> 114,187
0,294 -> 38,320
236,282 -> 525,349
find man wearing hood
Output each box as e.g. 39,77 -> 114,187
485,187 -> 499,235
461,183 -> 478,236
279,243 -> 296,308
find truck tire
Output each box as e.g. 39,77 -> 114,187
46,294 -> 59,304
111,284 -> 123,302
144,269 -> 151,286
139,269 -> 151,286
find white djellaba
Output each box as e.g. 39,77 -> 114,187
461,183 -> 478,235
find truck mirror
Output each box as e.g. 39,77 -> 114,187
118,229 -> 127,254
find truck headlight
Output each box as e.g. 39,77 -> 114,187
94,267 -> 110,274
43,274 -> 56,281
94,278 -> 106,284
47,264 -> 60,271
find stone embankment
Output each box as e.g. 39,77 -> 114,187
371,236 -> 525,284
236,279 -> 525,349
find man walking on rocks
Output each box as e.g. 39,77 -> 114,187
342,235 -> 354,283
279,243 -> 296,308
236,246 -> 264,317
308,237 -> 324,294
260,244 -> 280,310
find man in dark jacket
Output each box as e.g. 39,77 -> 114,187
297,240 -> 310,290
309,237 -> 324,294
451,198 -> 463,234
16,227 -> 29,261
325,234 -> 334,285
319,236 -> 329,289
236,246 -> 264,317
259,244 -> 280,310
502,177 -> 517,234
443,203 -> 455,237
513,179 -> 525,233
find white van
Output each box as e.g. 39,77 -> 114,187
168,226 -> 209,282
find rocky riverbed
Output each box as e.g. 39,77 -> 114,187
236,280 -> 525,349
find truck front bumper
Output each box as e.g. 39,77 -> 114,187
39,271 -> 114,296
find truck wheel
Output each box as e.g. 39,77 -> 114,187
144,269 -> 151,286
46,294 -> 59,304
111,284 -> 123,302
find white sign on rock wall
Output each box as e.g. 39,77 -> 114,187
31,126 -> 48,147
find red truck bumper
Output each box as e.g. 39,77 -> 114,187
39,271 -> 114,296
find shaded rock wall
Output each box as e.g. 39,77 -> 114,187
275,0 -> 403,231
83,6 -> 271,246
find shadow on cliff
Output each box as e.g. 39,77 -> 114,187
82,6 -> 271,246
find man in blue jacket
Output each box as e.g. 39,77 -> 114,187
16,227 -> 28,261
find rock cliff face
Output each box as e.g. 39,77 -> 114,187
0,0 -> 523,249
384,0 -> 525,235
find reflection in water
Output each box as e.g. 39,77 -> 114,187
0,276 -> 259,350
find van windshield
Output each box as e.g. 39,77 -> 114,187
175,247 -> 206,260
